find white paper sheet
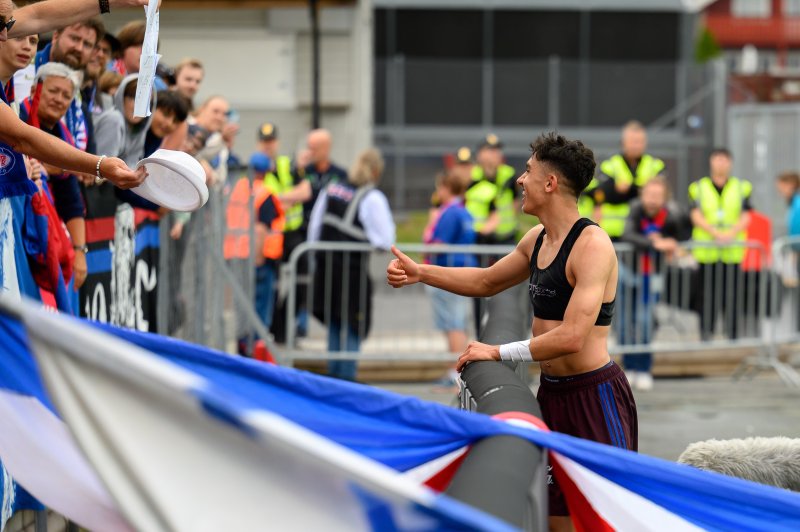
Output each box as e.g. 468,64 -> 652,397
133,1 -> 160,118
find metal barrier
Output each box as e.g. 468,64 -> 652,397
126,175 -> 800,388
280,241 -> 516,365
611,238 -> 799,386
611,239 -> 772,353
156,171 -> 272,354
734,236 -> 800,386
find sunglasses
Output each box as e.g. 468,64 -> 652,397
0,15 -> 15,32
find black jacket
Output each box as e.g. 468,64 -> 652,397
621,200 -> 689,252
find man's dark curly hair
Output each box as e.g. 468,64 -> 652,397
530,132 -> 596,197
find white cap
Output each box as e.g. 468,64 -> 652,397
133,149 -> 209,211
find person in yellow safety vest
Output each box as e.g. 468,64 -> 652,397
591,121 -> 665,239
688,147 -> 753,341
224,152 -> 285,356
466,133 -> 519,245
255,122 -> 304,234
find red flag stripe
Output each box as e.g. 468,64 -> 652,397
422,450 -> 469,492
551,454 -> 614,532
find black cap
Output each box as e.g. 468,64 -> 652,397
455,146 -> 472,164
156,63 -> 176,86
258,122 -> 278,141
478,133 -> 503,150
102,33 -> 121,55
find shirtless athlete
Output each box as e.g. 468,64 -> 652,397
387,132 -> 637,531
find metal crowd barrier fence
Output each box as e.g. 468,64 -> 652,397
743,236 -> 800,386
148,179 -> 800,388
611,238 -> 799,387
156,170 -> 271,355
610,239 -> 771,353
277,238 -> 800,386
280,241 -> 517,365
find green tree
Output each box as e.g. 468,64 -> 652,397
695,26 -> 722,63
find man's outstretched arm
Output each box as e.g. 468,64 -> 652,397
10,0 -> 154,38
387,225 -> 541,298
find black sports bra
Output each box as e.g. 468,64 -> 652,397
528,218 -> 615,326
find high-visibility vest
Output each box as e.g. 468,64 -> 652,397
579,177 -> 600,219
224,178 -> 285,261
465,178 -> 498,232
688,176 -> 752,264
476,164 -> 518,239
263,155 -> 302,232
597,154 -> 665,237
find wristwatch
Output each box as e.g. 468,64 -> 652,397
73,245 -> 89,254
99,0 -> 110,14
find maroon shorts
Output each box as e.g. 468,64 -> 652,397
536,361 -> 638,517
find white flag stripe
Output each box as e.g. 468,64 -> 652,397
244,410 -> 444,505
0,391 -> 131,531
401,446 -> 469,485
553,452 -> 703,532
25,304 -> 203,392
19,299 -> 506,531
30,320 -> 372,530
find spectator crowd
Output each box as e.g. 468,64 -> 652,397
0,2 -> 397,382
2,0 -> 798,391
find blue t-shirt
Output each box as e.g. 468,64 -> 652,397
788,193 -> 800,237
431,200 -> 477,267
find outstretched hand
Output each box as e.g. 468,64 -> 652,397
387,245 -> 421,288
101,157 -> 147,189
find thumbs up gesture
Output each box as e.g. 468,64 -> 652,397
387,245 -> 421,288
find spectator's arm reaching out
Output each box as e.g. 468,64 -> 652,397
10,0 -> 157,38
0,102 -> 145,189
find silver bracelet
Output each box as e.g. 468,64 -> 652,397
95,155 -> 107,185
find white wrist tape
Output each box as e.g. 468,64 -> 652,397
499,340 -> 532,362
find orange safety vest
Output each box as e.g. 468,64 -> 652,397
223,178 -> 285,261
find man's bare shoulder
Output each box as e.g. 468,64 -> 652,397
573,225 -> 617,269
516,224 -> 544,257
